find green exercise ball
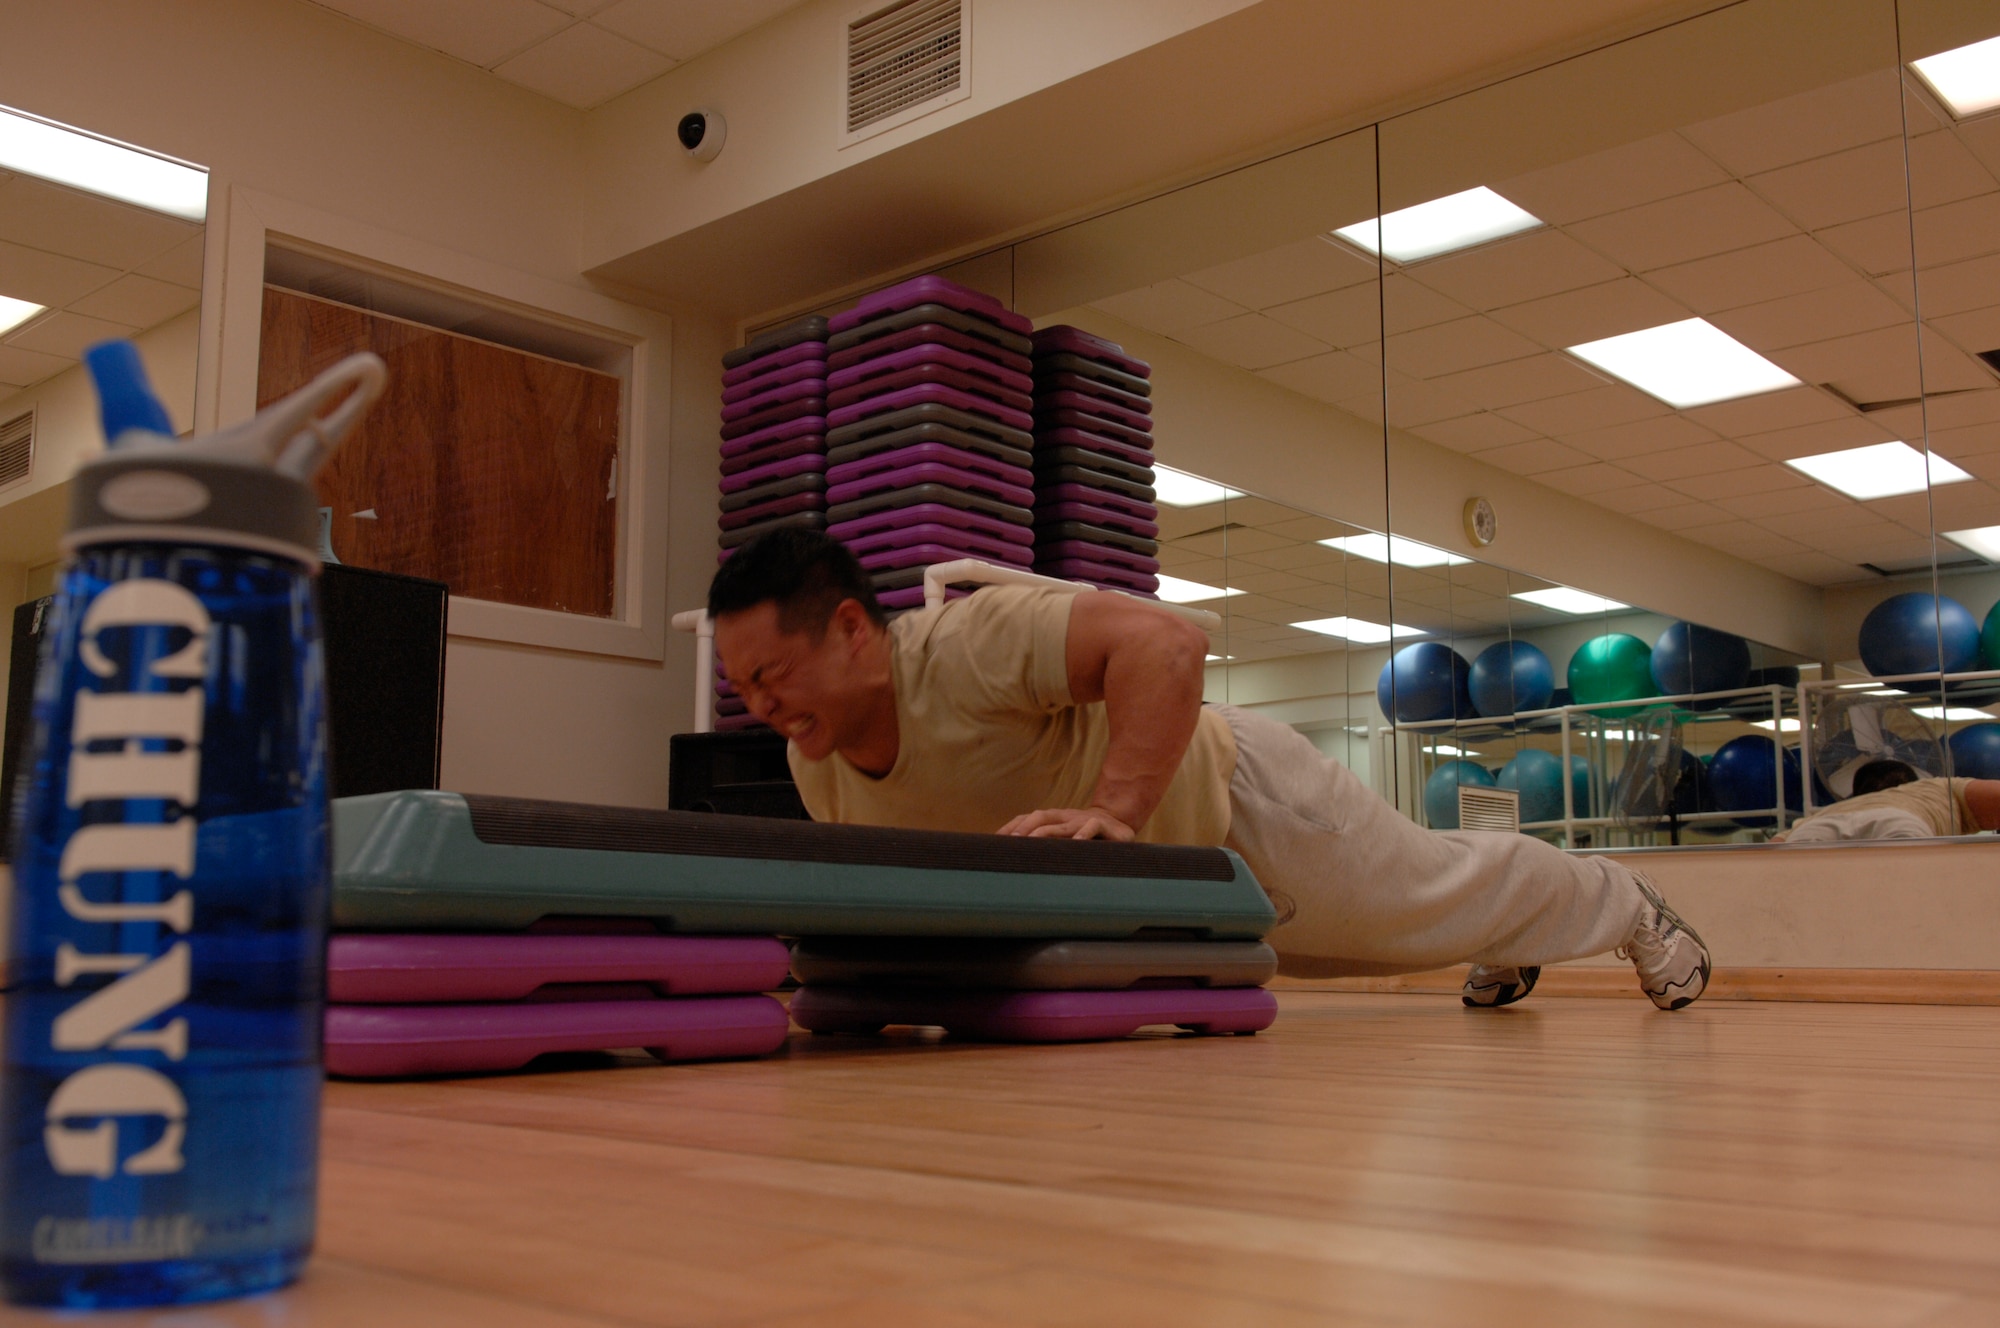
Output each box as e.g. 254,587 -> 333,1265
1567,633 -> 1656,715
1983,599 -> 2000,670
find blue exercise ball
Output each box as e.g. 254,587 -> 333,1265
1948,722 -> 2000,779
1610,747 -> 1711,816
1423,759 -> 1497,829
1499,749 -> 1567,825
1708,735 -> 1803,828
1376,642 -> 1473,724
1651,622 -> 1751,709
1469,640 -> 1555,718
1858,592 -> 1980,686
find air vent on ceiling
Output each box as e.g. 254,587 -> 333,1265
845,0 -> 967,139
0,409 -> 33,491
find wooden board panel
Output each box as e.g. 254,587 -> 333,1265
258,286 -> 620,617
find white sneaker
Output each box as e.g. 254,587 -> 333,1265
1461,964 -> 1540,1008
1618,874 -> 1711,1010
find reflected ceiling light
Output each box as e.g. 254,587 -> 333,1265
1319,533 -> 1470,567
1204,653 -> 1234,662
0,294 -> 45,336
1752,718 -> 1803,733
1784,441 -> 1971,500
1333,186 -> 1543,263
0,103 -> 207,221
1911,34 -> 2000,118
1431,744 -> 1482,757
1290,616 -> 1424,643
1156,574 -> 1244,604
1566,318 -> 1800,408
1510,587 -> 1629,615
1915,705 -> 1997,721
1943,524 -> 2000,561
1153,465 -> 1243,508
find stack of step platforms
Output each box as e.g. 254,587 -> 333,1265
332,791 -> 1280,1059
822,276 -> 1038,611
1029,326 -> 1161,597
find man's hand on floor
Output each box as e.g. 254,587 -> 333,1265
998,807 -> 1137,841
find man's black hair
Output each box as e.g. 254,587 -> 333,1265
1852,758 -> 1921,796
708,527 -> 888,635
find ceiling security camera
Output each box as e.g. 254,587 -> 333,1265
678,109 -> 726,163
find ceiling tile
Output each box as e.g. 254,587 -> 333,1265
309,0 -> 571,67
6,309 -> 137,360
1498,383 -> 1668,435
1411,412 -> 1539,453
542,0 -> 618,14
1384,315 -> 1541,379
1562,413 -> 1718,460
1643,234 -> 1860,313
1682,384 -> 1851,435
1426,351 -> 1607,410
1090,280 -> 1247,336
1908,128 -> 1998,210
1816,211 -> 1913,276
1912,190 -> 2000,269
1955,114 -> 2000,181
1713,484 -> 1851,519
1585,483 -> 1691,514
1175,313 -> 1329,371
1534,462 -> 1641,496
1776,325 -> 1993,401
1383,377 -> 1475,428
0,240 -> 119,309
1708,281 -> 1910,353
1928,306 -> 2000,359
1567,183 -> 1799,273
1496,132 -> 1731,226
1911,251 -> 2000,318
1183,237 -> 1376,310
133,235 -> 205,290
1634,500 -> 1730,531
1928,419 -> 2000,460
0,177 -> 198,272
0,344 -> 71,389
1921,388 -> 2000,430
493,20 -> 674,108
1408,228 -> 1626,311
1379,276 -> 1475,334
1681,70 -> 1901,177
597,0 -> 805,59
1761,550 -> 1865,585
1488,276 -> 1689,348
1256,350 -> 1381,403
1737,414 -> 1897,462
1620,439 -> 1765,481
1663,462 -> 1812,501
1263,284 -> 1376,347
69,274 -> 201,331
1470,438 -> 1594,474
1746,138 -> 1908,231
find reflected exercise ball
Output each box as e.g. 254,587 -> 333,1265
1423,759 -> 1497,829
1469,640 -> 1556,718
1376,642 -> 1473,724
1948,722 -> 2000,779
1567,634 -> 1656,714
1707,734 -> 1803,828
1982,600 -> 2000,670
1651,622 -> 1751,708
1497,749 -> 1587,825
1858,592 -> 1980,683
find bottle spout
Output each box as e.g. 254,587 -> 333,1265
212,353 -> 388,480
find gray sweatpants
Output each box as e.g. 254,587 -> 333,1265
1216,706 -> 1648,978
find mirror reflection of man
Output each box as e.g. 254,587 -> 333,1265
1779,759 -> 2000,841
710,530 -> 1711,1010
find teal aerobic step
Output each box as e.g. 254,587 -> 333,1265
332,791 -> 1276,939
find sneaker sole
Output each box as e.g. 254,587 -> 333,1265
1462,965 -> 1541,1009
1629,872 -> 1712,1011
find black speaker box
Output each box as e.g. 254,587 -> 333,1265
669,728 -> 807,819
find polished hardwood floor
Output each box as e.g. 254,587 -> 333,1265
11,991 -> 2000,1326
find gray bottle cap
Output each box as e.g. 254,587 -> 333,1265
65,450 -> 321,566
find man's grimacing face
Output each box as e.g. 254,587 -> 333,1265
712,600 -> 875,762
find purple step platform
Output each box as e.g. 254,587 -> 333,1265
829,421 -> 1029,473
1034,444 -> 1154,486
1031,326 -> 1151,379
715,694 -> 748,717
721,314 -> 827,371
1035,389 -> 1152,435
325,995 -> 790,1078
722,342 -> 826,390
1033,499 -> 1158,539
719,490 -> 826,531
1036,426 -> 1154,468
722,395 -> 823,442
328,934 -> 791,1004
721,413 -> 826,458
719,472 -> 824,513
1036,463 -> 1155,503
1034,539 -> 1160,574
721,433 -> 825,478
1034,370 -> 1151,416
717,510 -> 827,549
828,401 -> 1033,455
860,541 -> 1031,573
1034,558 -> 1160,594
828,383 -> 1033,435
841,520 -> 1033,562
828,440 -> 1030,491
1033,482 -> 1157,523
826,462 -> 1034,510
788,985 -> 1275,1042
721,375 -> 825,423
828,483 -> 1032,529
829,342 -> 1033,398
714,711 -> 773,731
829,323 -> 1032,378
830,502 -> 1033,548
1033,351 -> 1151,398
1034,518 -> 1158,556
720,450 -> 826,493
830,275 -> 1032,337
828,302 -> 1033,358
829,363 -> 1033,416
876,584 -> 971,611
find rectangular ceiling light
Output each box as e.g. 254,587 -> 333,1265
1290,616 -> 1425,643
1511,587 -> 1629,615
0,295 -> 46,336
1943,524 -> 2000,561
1566,318 -> 1800,408
1334,186 -> 1543,263
1784,441 -> 1972,500
0,103 -> 207,222
1431,743 -> 1482,757
1155,574 -> 1244,604
1153,465 -> 1244,508
1752,717 -> 1803,732
1911,34 -> 2000,118
1915,705 -> 1997,721
1320,533 -> 1469,567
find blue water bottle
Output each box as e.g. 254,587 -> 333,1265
0,342 -> 385,1307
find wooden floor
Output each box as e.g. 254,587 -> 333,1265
13,992 -> 2000,1327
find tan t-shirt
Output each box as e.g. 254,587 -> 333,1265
787,585 -> 1238,844
1821,776 -> 1978,836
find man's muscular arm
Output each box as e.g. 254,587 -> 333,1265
998,592 -> 1209,840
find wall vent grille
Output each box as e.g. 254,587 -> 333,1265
1458,785 -> 1522,833
847,0 -> 963,135
0,409 -> 32,490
